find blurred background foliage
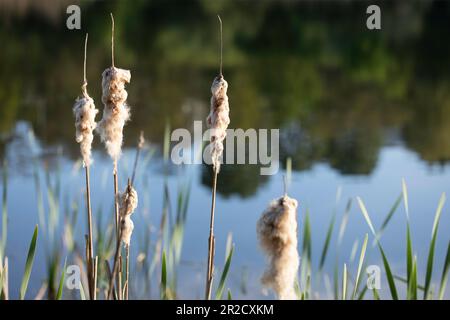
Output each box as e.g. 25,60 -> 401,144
1,0 -> 450,196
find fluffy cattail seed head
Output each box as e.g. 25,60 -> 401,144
120,215 -> 134,246
119,185 -> 138,218
119,185 -> 138,246
73,85 -> 98,167
206,75 -> 230,173
97,66 -> 131,162
257,195 -> 299,300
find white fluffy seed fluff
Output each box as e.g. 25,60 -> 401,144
119,185 -> 138,246
206,75 -> 230,173
73,85 -> 98,167
257,195 -> 299,300
120,216 -> 134,246
97,66 -> 131,162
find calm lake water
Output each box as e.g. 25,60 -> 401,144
2,0 -> 450,299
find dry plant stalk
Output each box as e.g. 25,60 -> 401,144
72,33 -> 98,300
107,181 -> 138,300
205,15 -> 230,300
257,195 -> 299,300
107,131 -> 143,300
97,14 -> 131,299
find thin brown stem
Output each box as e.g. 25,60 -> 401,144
93,256 -> 98,300
283,174 -> 288,197
108,232 -> 122,300
83,33 -> 88,85
112,161 -> 122,299
125,244 -> 130,299
110,13 -> 115,67
217,15 -> 223,76
85,166 -> 94,299
108,181 -> 132,300
105,260 -> 117,300
113,162 -> 120,238
205,169 -> 218,300
131,131 -> 144,186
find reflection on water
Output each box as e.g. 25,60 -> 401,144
1,0 -> 450,299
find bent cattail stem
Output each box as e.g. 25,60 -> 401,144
205,15 -> 229,301
73,33 -> 97,300
257,195 -> 299,300
73,34 -> 98,167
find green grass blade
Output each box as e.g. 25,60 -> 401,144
424,192 -> 446,299
358,196 -> 398,299
378,244 -> 398,300
161,251 -> 167,300
342,264 -> 347,300
319,214 -> 335,271
357,197 -> 376,237
0,160 -> 7,260
406,223 -> 413,296
394,275 -> 424,291
372,287 -> 380,300
0,263 -> 4,298
79,280 -> 86,300
20,225 -> 38,300
357,284 -> 368,300
373,193 -> 402,245
333,262 -> 339,300
300,209 -> 312,292
352,234 -> 368,299
338,199 -> 352,246
216,245 -> 234,300
438,241 -> 450,300
408,256 -> 418,300
56,258 -> 67,300
402,178 -> 409,221
227,289 -> 232,300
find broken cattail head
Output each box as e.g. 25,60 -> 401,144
119,184 -> 138,218
257,195 -> 299,300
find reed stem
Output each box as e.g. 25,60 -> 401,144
125,244 -> 130,299
112,161 -> 122,299
110,13 -> 115,68
85,166 -> 95,299
108,228 -> 122,300
205,169 -> 218,300
108,180 -> 134,300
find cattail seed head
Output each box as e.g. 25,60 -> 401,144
97,66 -> 131,162
257,195 -> 299,300
119,185 -> 138,218
206,75 -> 230,173
73,85 -> 98,167
118,185 -> 138,246
120,215 -> 134,246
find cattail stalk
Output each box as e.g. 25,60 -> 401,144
205,15 -> 230,300
97,13 -> 132,299
107,180 -> 138,300
257,194 -> 300,300
73,33 -> 98,300
107,133 -> 143,300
